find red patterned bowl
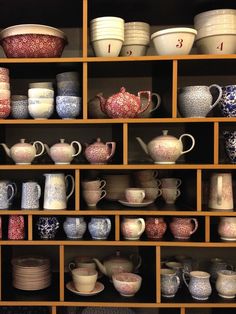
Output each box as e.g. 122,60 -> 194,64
0,99 -> 11,119
0,24 -> 67,58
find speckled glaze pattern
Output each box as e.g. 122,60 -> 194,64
21,181 -> 41,209
88,217 -> 111,240
219,85 -> 236,117
121,217 -> 145,240
56,96 -> 81,119
145,217 -> 167,239
11,100 -> 29,119
36,216 -> 60,239
63,217 -> 87,239
84,138 -> 116,164
46,139 -> 82,164
218,217 -> 236,241
0,100 -> 11,118
169,217 -> 198,239
0,181 -> 14,209
216,270 -> 236,298
161,270 -> 180,297
224,131 -> 236,163
8,215 -> 25,240
183,271 -> 212,300
178,85 -> 222,117
112,273 -> 142,297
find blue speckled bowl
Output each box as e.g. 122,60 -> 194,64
56,96 -> 82,119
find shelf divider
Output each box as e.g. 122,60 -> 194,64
205,216 -> 210,242
28,214 -> 33,241
197,169 -> 202,212
59,245 -> 65,301
172,60 -> 178,118
123,123 -> 128,165
51,306 -> 57,314
82,0 -> 88,58
83,62 -> 88,119
214,122 -> 219,165
75,170 -> 80,210
156,246 -> 161,303
115,215 -> 120,241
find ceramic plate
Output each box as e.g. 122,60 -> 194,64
66,281 -> 104,296
118,199 -> 154,207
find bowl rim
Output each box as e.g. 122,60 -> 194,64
196,30 -> 236,40
0,24 -> 67,40
151,27 -> 197,39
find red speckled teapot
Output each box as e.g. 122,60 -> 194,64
97,87 -> 151,118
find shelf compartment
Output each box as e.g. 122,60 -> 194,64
87,61 -> 173,119
128,123 -> 214,165
64,245 -> 156,303
1,245 -> 60,301
0,306 -> 51,313
58,306 -> 180,313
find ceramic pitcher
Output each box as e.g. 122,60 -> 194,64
121,217 -> 145,240
183,271 -> 212,300
21,181 -> 41,209
63,217 -> 87,239
88,216 -> 111,240
218,217 -> 236,241
178,84 -> 222,117
208,173 -> 233,211
43,173 -> 75,210
0,180 -> 15,209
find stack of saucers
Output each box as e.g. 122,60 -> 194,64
11,256 -> 51,291
0,67 -> 11,119
120,22 -> 150,56
56,71 -> 81,119
90,16 -> 124,57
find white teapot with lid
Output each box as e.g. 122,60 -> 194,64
136,130 -> 195,164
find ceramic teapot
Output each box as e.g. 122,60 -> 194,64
84,137 -> 116,164
93,250 -> 142,279
0,138 -> 44,164
44,139 -> 82,164
136,130 -> 195,164
96,87 -> 151,118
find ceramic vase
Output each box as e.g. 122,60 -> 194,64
224,131 -> 236,163
36,216 -> 60,239
8,215 -> 25,240
219,85 -> 236,117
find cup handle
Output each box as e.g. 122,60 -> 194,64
33,141 -> 45,157
71,141 -> 82,157
99,179 -> 106,189
106,142 -> 116,161
176,189 -> 181,198
182,271 -> 190,288
156,179 -> 161,187
190,218 -> 198,235
130,253 -> 142,273
7,184 -> 14,202
149,92 -> 161,113
141,191 -> 146,199
174,275 -> 180,288
99,190 -> 107,201
156,188 -> 162,198
11,182 -> 17,197
36,184 -> 41,200
176,179 -> 182,188
68,262 -> 76,272
65,175 -> 75,200
153,170 -> 159,178
217,175 -> 223,206
179,134 -> 195,155
209,84 -> 223,109
137,218 -> 145,236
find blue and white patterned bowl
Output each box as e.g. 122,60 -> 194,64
219,85 -> 236,117
56,96 -> 81,119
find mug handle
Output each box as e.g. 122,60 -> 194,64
217,175 -> 223,206
153,170 -> 159,178
33,141 -> 45,157
137,218 -> 145,236
68,262 -> 76,272
156,179 -> 161,187
176,179 -> 182,188
7,184 -> 15,202
36,184 -> 41,200
176,189 -> 181,198
156,188 -> 162,198
71,141 -> 82,157
106,142 -> 116,161
209,84 -> 223,109
65,175 -> 75,200
190,218 -> 198,235
99,190 -> 107,201
99,179 -> 106,189
174,275 -> 181,288
182,271 -> 190,288
179,134 -> 195,155
150,92 -> 161,113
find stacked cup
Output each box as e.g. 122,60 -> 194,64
90,16 -> 125,57
0,67 -> 11,119
56,71 -> 81,119
81,179 -> 107,207
134,170 -> 162,201
120,22 -> 150,56
160,178 -> 182,204
28,87 -> 54,119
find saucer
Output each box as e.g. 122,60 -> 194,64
118,199 -> 154,207
66,281 -> 104,296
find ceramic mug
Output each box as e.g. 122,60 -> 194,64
21,181 -> 41,209
161,268 -> 180,298
161,178 -> 182,188
121,217 -> 145,240
143,187 -> 162,200
82,189 -> 106,207
161,187 -> 181,204
134,170 -> 159,181
71,267 -> 98,292
125,188 -> 145,203
0,180 -> 15,209
81,179 -> 106,190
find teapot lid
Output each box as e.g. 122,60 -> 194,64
105,250 -> 129,262
92,138 -> 105,146
155,130 -> 177,140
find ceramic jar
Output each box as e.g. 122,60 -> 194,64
36,216 -> 60,239
183,271 -> 212,300
63,217 -> 87,239
169,217 -> 198,240
45,139 -> 82,164
121,217 -> 145,240
224,131 -> 236,163
145,217 -> 167,239
84,138 -> 116,164
219,85 -> 236,117
88,217 -> 111,240
8,215 -> 25,240
161,268 -> 180,298
178,84 -> 222,117
216,270 -> 236,299
218,217 -> 236,241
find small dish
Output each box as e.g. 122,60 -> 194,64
66,281 -> 104,296
118,199 -> 154,207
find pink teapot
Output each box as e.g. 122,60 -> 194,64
96,87 -> 151,118
84,137 -> 116,164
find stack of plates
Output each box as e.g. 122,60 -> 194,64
11,256 -> 51,291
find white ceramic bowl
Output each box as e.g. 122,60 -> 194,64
120,44 -> 148,56
91,34 -> 124,42
112,272 -> 142,297
125,29 -> 149,35
28,103 -> 54,119
28,88 -> 54,98
92,39 -> 123,57
196,24 -> 236,40
29,82 -> 54,89
0,89 -> 10,99
123,38 -> 150,45
194,9 -> 236,22
0,82 -> 10,89
196,34 -> 236,54
28,97 -> 54,106
91,24 -> 124,30
151,27 -> 197,55
90,16 -> 124,24
125,22 -> 150,30
194,16 -> 236,29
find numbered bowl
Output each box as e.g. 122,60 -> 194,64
151,27 -> 197,55
92,39 -> 123,57
120,44 -> 148,56
196,33 -> 236,54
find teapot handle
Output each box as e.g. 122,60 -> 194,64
179,134 -> 195,155
71,141 -> 82,157
137,91 -> 151,113
150,92 -> 161,113
33,141 -> 45,157
130,253 -> 142,273
65,175 -> 75,200
209,84 -> 223,109
106,142 -> 116,161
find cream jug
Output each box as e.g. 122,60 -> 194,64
208,173 -> 233,211
43,173 -> 75,210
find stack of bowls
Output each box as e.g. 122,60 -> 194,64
56,71 -> 81,119
28,87 -> 54,119
0,67 -> 11,119
120,22 -> 150,56
90,16 -> 125,57
194,9 -> 236,54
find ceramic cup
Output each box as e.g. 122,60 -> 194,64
161,178 -> 182,188
134,170 -> 158,181
166,261 -> 184,287
125,188 -> 145,203
71,267 -> 98,293
161,187 -> 181,204
69,256 -> 96,272
143,187 -> 162,200
161,268 -> 180,298
21,181 -> 41,209
81,179 -> 106,190
82,189 -> 106,207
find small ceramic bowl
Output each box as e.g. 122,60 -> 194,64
57,80 -> 80,96
56,71 -> 79,82
196,33 -> 236,54
56,96 -> 81,119
0,74 -> 9,82
0,89 -> 10,99
11,95 -> 29,119
28,97 -> 54,106
120,44 -> 148,56
28,88 -> 54,98
0,67 -> 9,76
29,82 -> 54,90
92,39 -> 123,57
0,99 -> 11,118
112,272 -> 142,297
0,82 -> 10,89
28,103 -> 54,119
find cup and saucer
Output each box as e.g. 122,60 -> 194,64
118,199 -> 154,207
66,281 -> 104,296
118,187 -> 154,207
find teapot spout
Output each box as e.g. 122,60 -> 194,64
0,143 -> 11,157
136,137 -> 149,155
93,258 -> 107,276
96,92 -> 107,114
44,143 -> 50,155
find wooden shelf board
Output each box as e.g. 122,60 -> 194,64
0,57 -> 84,64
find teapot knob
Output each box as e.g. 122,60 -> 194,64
162,130 -> 168,136
120,87 -> 126,93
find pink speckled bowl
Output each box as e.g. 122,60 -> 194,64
112,272 -> 142,297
